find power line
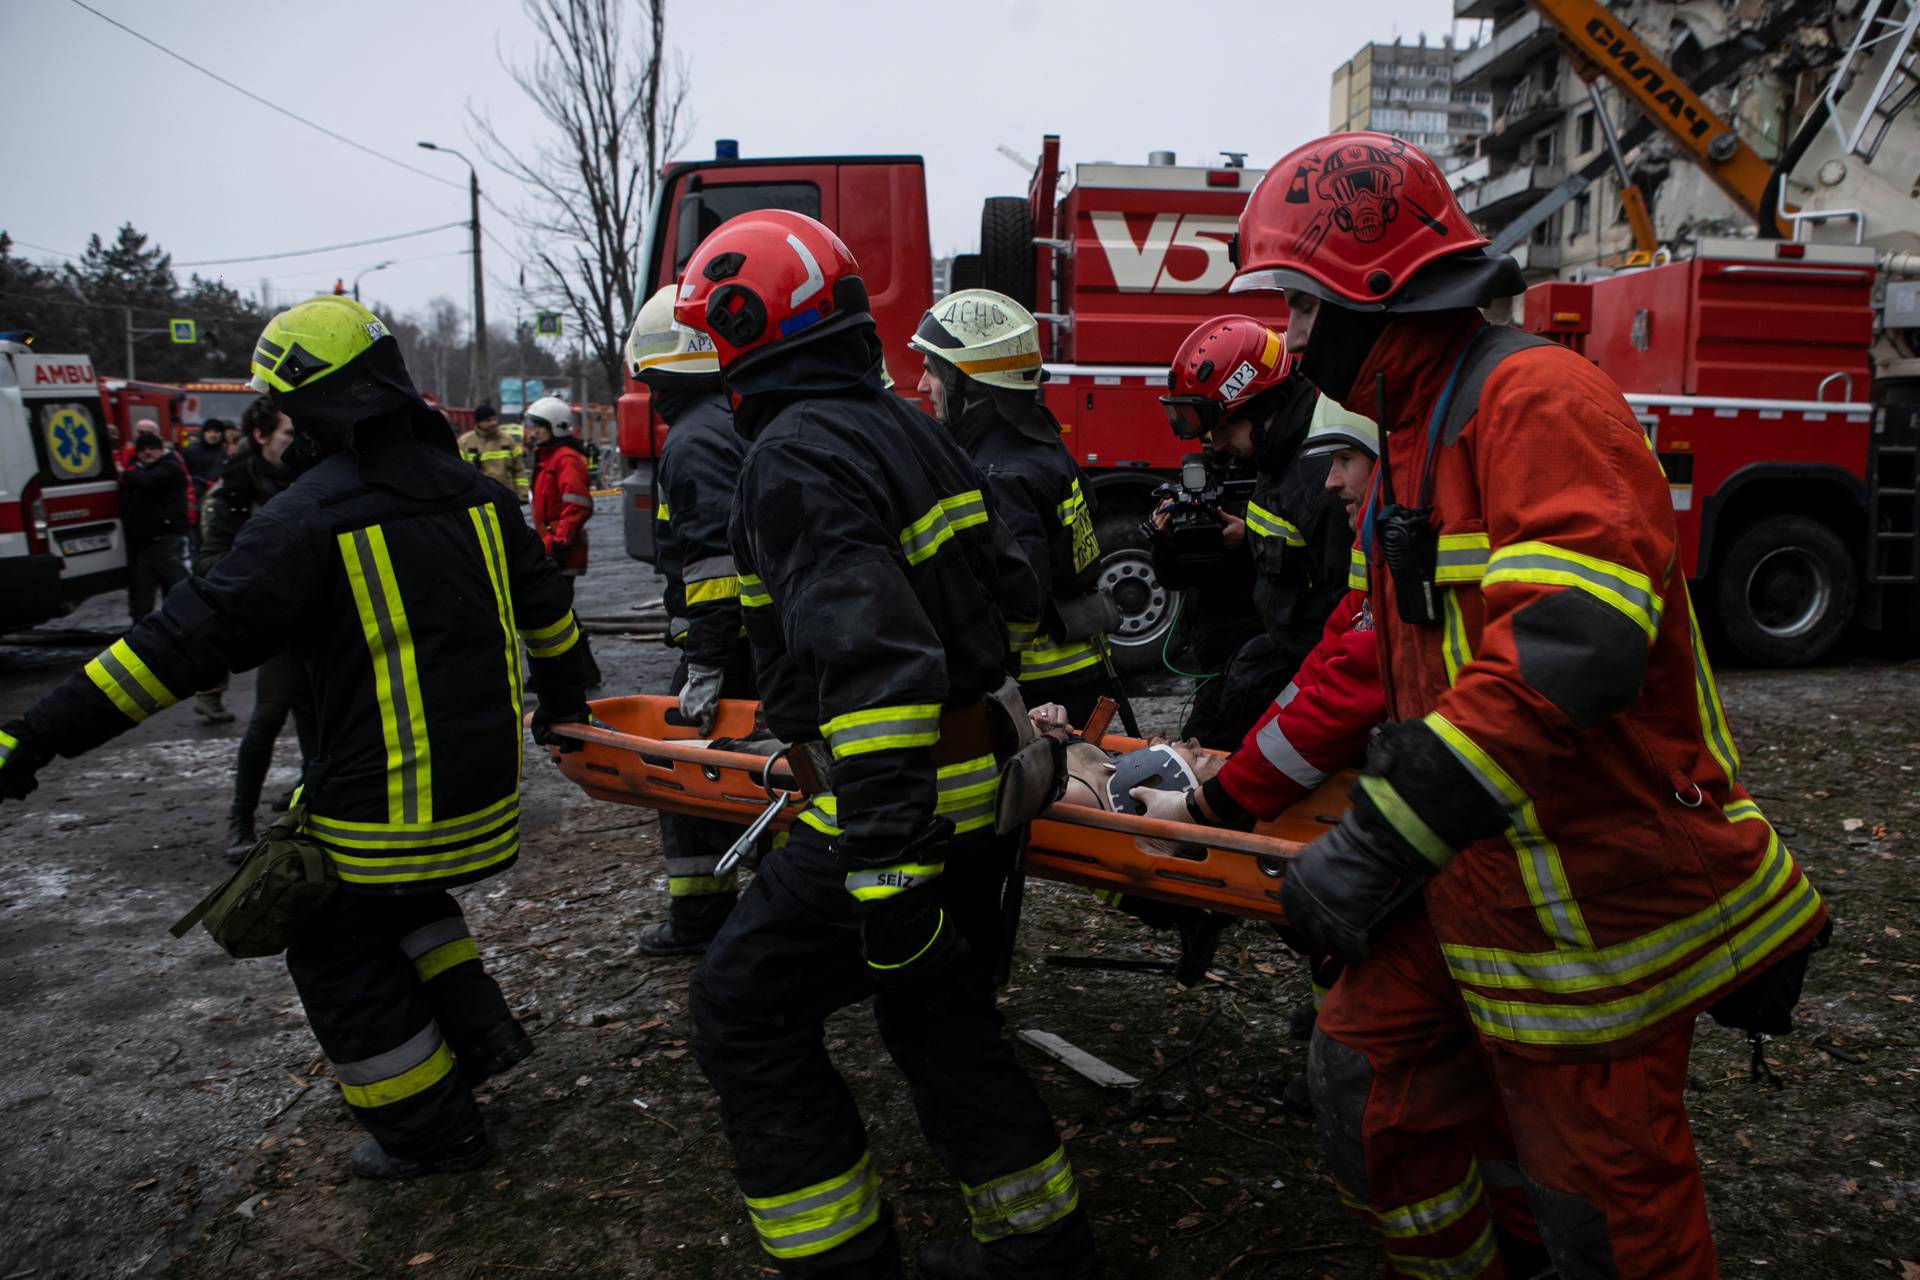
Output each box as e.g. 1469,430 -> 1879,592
174,223 -> 466,268
5,238 -> 81,261
66,0 -> 463,193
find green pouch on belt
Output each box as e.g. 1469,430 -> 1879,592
170,806 -> 337,958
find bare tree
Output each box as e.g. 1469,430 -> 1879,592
473,0 -> 688,401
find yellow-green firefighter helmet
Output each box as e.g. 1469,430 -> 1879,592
249,295 -> 393,395
626,284 -> 720,381
907,288 -> 1043,392
1299,394 -> 1380,459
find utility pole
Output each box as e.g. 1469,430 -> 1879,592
417,141 -> 488,405
126,307 -> 136,382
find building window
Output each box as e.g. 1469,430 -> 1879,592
1531,130 -> 1554,165
1577,110 -> 1596,154
1571,191 -> 1591,238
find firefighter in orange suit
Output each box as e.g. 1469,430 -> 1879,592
1145,133 -> 1828,1279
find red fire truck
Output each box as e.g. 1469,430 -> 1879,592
617,136 -> 1288,669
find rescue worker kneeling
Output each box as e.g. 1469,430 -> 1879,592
0,297 -> 593,1181
909,290 -> 1113,724
624,286 -> 756,954
676,212 -> 1094,1280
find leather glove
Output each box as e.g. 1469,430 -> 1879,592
0,719 -> 53,803
1279,808 -> 1428,964
1128,785 -> 1203,856
677,662 -> 726,735
529,699 -> 592,754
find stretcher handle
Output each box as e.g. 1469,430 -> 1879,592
546,721 -> 1300,862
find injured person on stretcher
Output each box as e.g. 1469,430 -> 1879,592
1026,702 -> 1221,856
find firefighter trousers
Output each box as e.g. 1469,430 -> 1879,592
1311,908 -> 1715,1279
658,650 -> 758,931
286,891 -> 515,1159
690,825 -> 1093,1278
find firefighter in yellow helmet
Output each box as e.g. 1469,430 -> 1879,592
0,295 -> 594,1180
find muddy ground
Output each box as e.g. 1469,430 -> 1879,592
1,498 -> 1915,1280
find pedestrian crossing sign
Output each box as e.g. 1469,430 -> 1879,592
169,319 -> 197,344
535,312 -> 562,337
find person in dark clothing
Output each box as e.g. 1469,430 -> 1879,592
910,289 -> 1116,726
677,211 -> 1092,1280
0,295 -> 592,1182
623,285 -> 757,954
197,397 -> 317,862
182,420 -> 230,494
121,431 -> 191,622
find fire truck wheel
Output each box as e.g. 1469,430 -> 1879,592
980,197 -> 1036,310
1714,514 -> 1856,667
1094,508 -> 1174,674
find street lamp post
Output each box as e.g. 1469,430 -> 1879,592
352,259 -> 396,302
417,141 -> 488,406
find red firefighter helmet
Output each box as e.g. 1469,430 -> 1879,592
1158,315 -> 1292,439
1231,132 -> 1518,311
672,210 -> 870,373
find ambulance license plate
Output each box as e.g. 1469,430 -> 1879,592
62,534 -> 112,555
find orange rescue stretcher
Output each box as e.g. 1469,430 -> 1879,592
548,695 -> 1353,925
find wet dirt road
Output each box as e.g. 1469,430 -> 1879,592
1,498 -> 1914,1279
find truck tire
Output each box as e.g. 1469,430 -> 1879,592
1094,506 -> 1174,674
948,254 -> 984,292
979,197 -> 1035,310
1712,514 -> 1856,666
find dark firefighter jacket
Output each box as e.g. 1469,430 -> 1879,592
23,431 -> 590,894
193,448 -> 292,575
1247,451 -> 1351,675
727,326 -> 1042,853
948,393 -> 1104,686
653,386 -> 746,665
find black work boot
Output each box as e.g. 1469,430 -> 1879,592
1174,910 -> 1233,987
915,1238 -> 1093,1280
639,894 -> 735,957
460,1017 -> 536,1088
347,1130 -> 490,1181
225,811 -> 257,865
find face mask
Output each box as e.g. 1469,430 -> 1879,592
1299,301 -> 1392,403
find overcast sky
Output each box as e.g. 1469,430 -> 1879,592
3,0 -> 1475,333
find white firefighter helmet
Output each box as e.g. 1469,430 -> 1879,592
626,284 -> 720,381
907,288 -> 1043,392
1299,394 -> 1379,459
524,395 -> 574,436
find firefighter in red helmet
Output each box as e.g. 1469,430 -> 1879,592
1144,132 -> 1829,1278
676,210 -> 1093,1280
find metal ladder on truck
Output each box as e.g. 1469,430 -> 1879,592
1824,0 -> 1920,163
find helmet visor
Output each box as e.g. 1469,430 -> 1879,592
1159,395 -> 1221,440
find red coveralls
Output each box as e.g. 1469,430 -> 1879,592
530,437 -> 593,575
1309,313 -> 1826,1279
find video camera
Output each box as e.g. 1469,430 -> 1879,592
1145,453 -> 1255,570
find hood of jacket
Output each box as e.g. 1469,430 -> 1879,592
727,324 -> 889,442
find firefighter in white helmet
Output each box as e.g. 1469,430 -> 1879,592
623,286 -> 755,954
525,395 -> 601,687
909,290 -> 1115,723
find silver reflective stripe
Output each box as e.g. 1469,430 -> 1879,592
666,853 -> 726,878
1254,718 -> 1328,788
331,1022 -> 443,1086
561,492 -> 594,507
327,828 -> 518,881
844,865 -> 941,895
1019,643 -> 1100,678
964,1145 -> 1077,1240
825,711 -> 940,757
1386,1221 -> 1497,1279
1373,1161 -> 1485,1238
398,917 -> 470,960
1275,682 -> 1300,710
685,554 -> 737,583
305,804 -> 516,847
759,1183 -> 880,1255
1435,543 -> 1489,578
348,528 -> 423,824
943,491 -> 986,525
1486,552 -> 1660,628
95,646 -> 165,717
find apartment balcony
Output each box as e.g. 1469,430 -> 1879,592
1453,8 -> 1556,89
1456,161 -> 1566,221
1506,240 -> 1564,273
1454,0 -> 1525,19
1478,77 -> 1566,155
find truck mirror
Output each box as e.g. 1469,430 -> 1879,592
674,191 -> 708,274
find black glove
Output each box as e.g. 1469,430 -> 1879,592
528,699 -> 592,754
0,719 -> 53,803
842,819 -> 968,987
1279,809 -> 1428,964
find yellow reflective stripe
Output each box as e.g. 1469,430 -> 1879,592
327,828 -> 520,886
821,703 -> 941,759
1245,501 -> 1304,546
334,1029 -> 455,1110
338,525 -> 431,824
413,937 -> 479,983
1484,541 -> 1662,641
1442,823 -> 1803,994
469,507 -> 524,782
1386,1220 -> 1497,1279
1434,532 -> 1490,584
687,577 -> 741,604
1018,637 -> 1102,680
1093,888 -> 1125,908
1007,618 -> 1040,652
899,490 -> 986,565
1723,798 -> 1763,823
1684,587 -> 1740,783
519,611 -> 581,658
0,727 -> 18,768
670,873 -> 739,897
1357,775 -> 1454,869
744,1152 -> 882,1259
1460,871 -> 1823,1047
1056,480 -> 1090,530
656,500 -> 672,522
962,1144 -> 1080,1243
1423,713 -> 1593,949
846,861 -> 945,902
867,909 -> 950,972
738,572 -> 772,608
1369,1160 -> 1485,1240
936,754 -> 999,835
1441,589 -> 1473,686
1348,545 -> 1369,591
305,793 -> 517,841
84,638 -> 180,723
476,448 -> 517,461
